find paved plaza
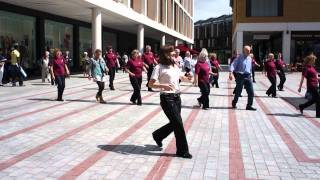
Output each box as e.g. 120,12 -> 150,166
0,72 -> 319,180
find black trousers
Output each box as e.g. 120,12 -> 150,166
55,76 -> 65,100
9,64 -> 23,86
300,87 -> 320,117
153,94 -> 189,154
130,76 -> 142,104
146,65 -> 154,90
198,82 -> 210,108
266,76 -> 277,97
252,67 -> 256,82
211,75 -> 219,88
109,67 -> 116,88
277,70 -> 286,90
96,81 -> 105,97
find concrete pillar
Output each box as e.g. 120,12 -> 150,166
282,31 -> 291,65
189,44 -> 193,49
165,0 -> 168,26
142,0 -> 147,16
174,39 -> 179,47
92,8 -> 102,51
236,31 -> 243,54
161,34 -> 166,46
155,0 -> 159,22
137,24 -> 144,53
127,0 -> 131,7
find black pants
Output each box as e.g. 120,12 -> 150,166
300,87 -> 320,117
198,82 -> 210,108
55,76 -> 65,100
266,76 -> 277,97
130,76 -> 142,104
277,71 -> 286,90
153,94 -> 189,154
96,81 -> 105,97
233,73 -> 254,107
10,64 -> 23,86
146,65 -> 154,91
252,67 -> 256,82
109,67 -> 116,88
211,75 -> 219,88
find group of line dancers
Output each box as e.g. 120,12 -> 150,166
48,44 -> 319,159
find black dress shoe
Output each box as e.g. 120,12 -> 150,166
197,98 -> 202,107
152,133 -> 162,147
176,152 -> 193,159
272,96 -> 278,98
203,107 -> 209,110
246,106 -> 257,111
232,101 -> 237,109
130,99 -> 136,104
299,105 -> 303,115
266,92 -> 271,97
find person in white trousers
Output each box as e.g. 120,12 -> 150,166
0,55 -> 7,86
41,51 -> 51,83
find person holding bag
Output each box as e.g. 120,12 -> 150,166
148,45 -> 193,159
88,49 -> 109,104
50,48 -> 70,101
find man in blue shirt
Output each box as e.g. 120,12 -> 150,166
229,45 -> 256,111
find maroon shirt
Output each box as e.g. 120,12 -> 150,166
264,60 -> 277,77
126,58 -> 144,78
210,58 -> 220,74
105,52 -> 117,68
142,52 -> 155,65
275,59 -> 285,71
195,61 -> 210,84
303,65 -> 319,88
50,57 -> 66,76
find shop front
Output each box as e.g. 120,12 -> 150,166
291,31 -> 320,68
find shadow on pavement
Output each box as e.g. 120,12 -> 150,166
98,144 -> 176,157
267,113 -> 302,117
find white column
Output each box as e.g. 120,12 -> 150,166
165,0 -> 168,26
92,8 -> 102,51
236,31 -> 243,54
137,25 -> 144,53
155,0 -> 159,22
282,31 -> 291,65
174,39 -> 179,47
127,0 -> 131,7
142,0 -> 147,15
161,34 -> 166,46
189,44 -> 193,49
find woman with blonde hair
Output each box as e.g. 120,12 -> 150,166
298,53 -> 320,117
50,48 -> 70,101
88,49 -> 109,103
125,49 -> 146,105
194,48 -> 213,110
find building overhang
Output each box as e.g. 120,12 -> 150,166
0,0 -> 193,44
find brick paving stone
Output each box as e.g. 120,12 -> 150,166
0,73 -> 320,180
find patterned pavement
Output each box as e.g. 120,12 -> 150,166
0,72 -> 319,180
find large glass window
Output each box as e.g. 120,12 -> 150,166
45,20 -> 73,64
0,10 -> 36,69
79,27 -> 92,55
247,0 -> 282,17
102,31 -> 117,52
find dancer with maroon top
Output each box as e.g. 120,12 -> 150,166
125,49 -> 147,106
276,53 -> 286,91
142,45 -> 157,92
298,54 -> 320,118
250,53 -> 260,83
50,48 -> 70,101
209,53 -> 222,88
104,46 -> 117,90
264,53 -> 277,98
194,49 -> 213,110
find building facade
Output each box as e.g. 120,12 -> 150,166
194,15 -> 232,64
230,0 -> 320,66
0,0 -> 194,74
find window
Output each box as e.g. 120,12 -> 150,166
247,0 -> 283,17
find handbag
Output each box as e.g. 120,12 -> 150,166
17,64 -> 27,78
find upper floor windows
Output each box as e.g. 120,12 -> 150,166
246,0 -> 283,17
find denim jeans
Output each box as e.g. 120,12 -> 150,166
152,93 -> 189,154
233,73 -> 254,107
